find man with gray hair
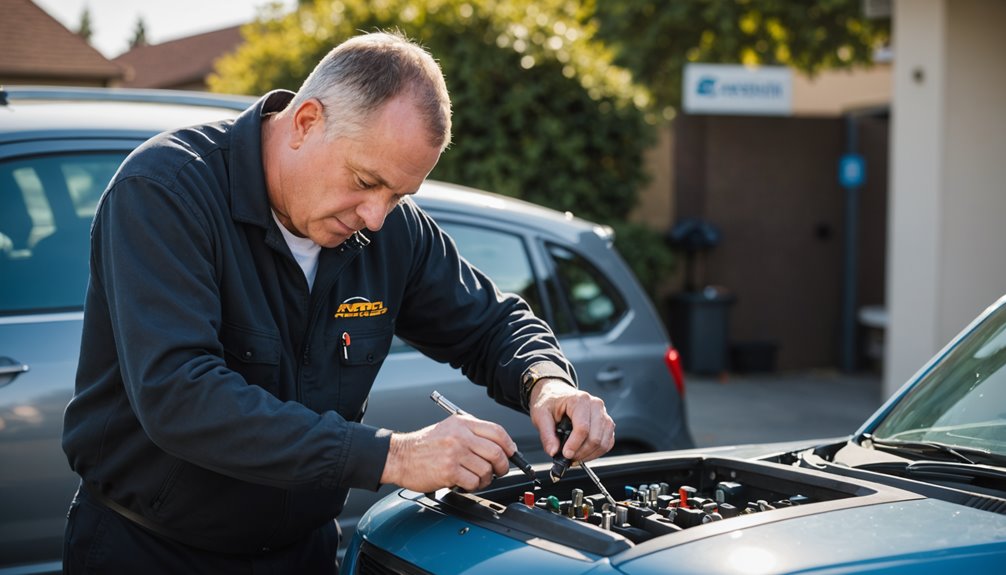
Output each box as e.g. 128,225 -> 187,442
62,31 -> 614,573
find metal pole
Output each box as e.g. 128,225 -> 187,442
840,115 -> 860,372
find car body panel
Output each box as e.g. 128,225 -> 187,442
348,492 -> 1006,575
350,494 -> 608,575
615,499 -> 1006,575
347,458 -> 1006,575
0,314 -> 82,568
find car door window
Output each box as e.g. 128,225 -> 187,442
0,152 -> 124,314
389,221 -> 544,354
439,222 -> 542,317
547,243 -> 626,334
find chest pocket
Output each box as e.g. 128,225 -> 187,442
220,323 -> 282,395
334,325 -> 394,422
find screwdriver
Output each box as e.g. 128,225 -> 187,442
430,391 -> 540,486
549,415 -> 618,509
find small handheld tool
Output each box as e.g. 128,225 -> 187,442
549,415 -> 618,509
430,391 -> 540,486
549,416 -> 574,482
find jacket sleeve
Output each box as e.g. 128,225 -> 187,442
92,172 -> 387,491
392,199 -> 576,412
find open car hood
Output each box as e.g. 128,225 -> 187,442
351,450 -> 1006,575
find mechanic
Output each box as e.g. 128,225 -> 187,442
61,31 -> 615,574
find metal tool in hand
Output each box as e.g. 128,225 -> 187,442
430,391 -> 540,486
549,415 -> 618,509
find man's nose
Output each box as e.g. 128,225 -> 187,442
357,195 -> 389,232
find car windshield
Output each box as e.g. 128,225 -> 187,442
871,301 -> 1006,458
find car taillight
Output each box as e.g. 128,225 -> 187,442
664,346 -> 685,396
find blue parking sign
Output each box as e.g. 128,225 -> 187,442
839,154 -> 865,189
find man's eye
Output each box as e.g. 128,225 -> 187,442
356,177 -> 375,190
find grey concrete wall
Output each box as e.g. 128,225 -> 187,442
885,0 -> 1006,397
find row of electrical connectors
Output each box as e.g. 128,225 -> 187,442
522,481 -> 811,542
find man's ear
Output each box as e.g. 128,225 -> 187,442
290,98 -> 325,150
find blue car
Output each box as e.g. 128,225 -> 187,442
346,295 -> 1006,574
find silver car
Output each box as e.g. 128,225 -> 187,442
0,86 -> 693,572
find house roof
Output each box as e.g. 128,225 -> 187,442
113,25 -> 244,89
0,0 -> 123,82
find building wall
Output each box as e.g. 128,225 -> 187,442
634,66 -> 894,237
885,0 -> 1006,397
672,114 -> 888,371
792,65 -> 892,116
939,0 -> 1006,336
629,123 -> 674,230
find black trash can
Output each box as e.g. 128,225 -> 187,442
667,288 -> 735,374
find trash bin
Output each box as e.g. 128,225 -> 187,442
857,305 -> 887,372
667,287 -> 735,374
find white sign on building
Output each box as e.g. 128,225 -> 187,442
683,63 -> 793,116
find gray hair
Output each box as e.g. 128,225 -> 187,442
289,31 -> 452,151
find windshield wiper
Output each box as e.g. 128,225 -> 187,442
861,433 -> 986,464
902,460 -> 1006,482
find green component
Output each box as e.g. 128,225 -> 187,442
547,495 -> 561,512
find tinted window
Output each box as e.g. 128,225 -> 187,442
439,222 -> 542,318
543,274 -> 575,336
547,243 -> 626,334
0,152 -> 124,314
389,222 -> 543,354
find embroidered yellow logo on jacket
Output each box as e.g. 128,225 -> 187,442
334,297 -> 389,318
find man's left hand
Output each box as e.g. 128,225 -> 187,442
528,379 -> 615,464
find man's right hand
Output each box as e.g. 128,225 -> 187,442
380,415 -> 515,493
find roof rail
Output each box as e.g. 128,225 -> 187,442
1,85 -> 254,111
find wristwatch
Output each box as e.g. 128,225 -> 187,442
520,362 -> 575,411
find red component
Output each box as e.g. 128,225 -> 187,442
524,491 -> 535,507
342,332 -> 351,346
664,346 -> 686,396
678,487 -> 689,509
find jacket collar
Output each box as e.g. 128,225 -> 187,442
229,89 -> 295,228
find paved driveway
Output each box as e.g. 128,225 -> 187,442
686,371 -> 883,447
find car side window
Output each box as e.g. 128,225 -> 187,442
438,222 -> 542,318
0,152 -> 124,314
389,221 -> 543,354
547,243 -> 626,334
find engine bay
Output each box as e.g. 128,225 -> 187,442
415,454 -> 912,557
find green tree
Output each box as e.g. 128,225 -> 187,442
76,6 -> 93,43
589,0 -> 891,118
130,16 -> 148,49
210,0 -> 653,224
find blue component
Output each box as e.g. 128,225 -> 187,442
839,153 -> 866,188
624,486 -> 637,500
